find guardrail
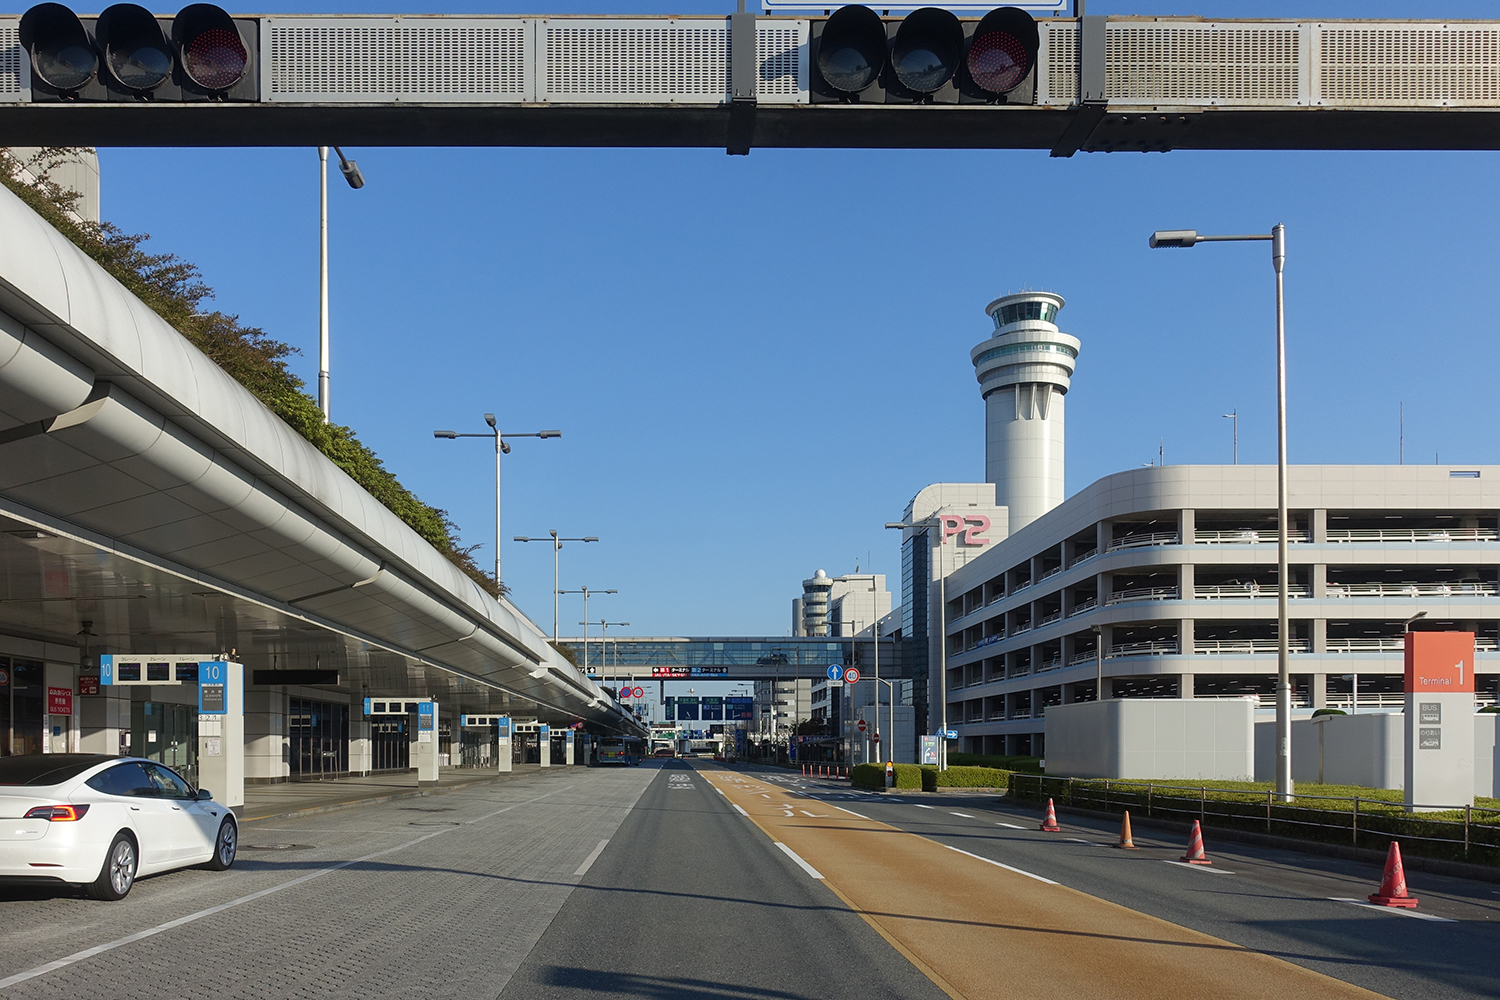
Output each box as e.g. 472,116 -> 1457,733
1194,584 -> 1309,599
1068,549 -> 1099,569
1067,598 -> 1098,617
1194,529 -> 1310,544
1107,532 -> 1180,551
1326,582 -> 1499,598
1010,775 -> 1500,864
1326,528 -> 1499,543
1106,640 -> 1178,658
1106,586 -> 1180,605
1195,638 -> 1312,654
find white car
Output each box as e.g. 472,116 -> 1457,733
0,754 -> 237,900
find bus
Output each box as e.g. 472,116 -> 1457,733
593,735 -> 643,766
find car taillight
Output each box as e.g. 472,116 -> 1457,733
24,804 -> 89,821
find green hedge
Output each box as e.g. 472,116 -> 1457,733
851,762 -> 926,790
935,766 -> 1011,790
946,753 -> 1044,774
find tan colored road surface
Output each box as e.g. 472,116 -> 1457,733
701,766 -> 1387,1000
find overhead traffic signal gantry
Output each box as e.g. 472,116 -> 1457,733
811,4 -> 1039,104
18,1 -> 256,101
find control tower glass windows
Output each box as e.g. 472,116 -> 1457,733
993,301 -> 1058,327
972,342 -> 1077,368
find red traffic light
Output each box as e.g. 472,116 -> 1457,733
173,3 -> 248,92
966,6 -> 1039,97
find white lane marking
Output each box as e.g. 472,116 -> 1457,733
1329,898 -> 1455,922
798,810 -> 828,818
1066,838 -> 1109,847
715,788 -> 725,795
774,842 -> 825,880
949,812 -> 975,819
0,828 -> 450,991
732,803 -> 749,817
1162,860 -> 1236,875
942,844 -> 1058,885
573,839 -> 610,876
914,804 -> 935,810
832,805 -> 870,820
996,822 -> 1025,830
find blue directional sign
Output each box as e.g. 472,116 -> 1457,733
362,697 -> 372,717
418,702 -> 436,732
826,664 -> 844,681
197,661 -> 229,715
942,729 -> 959,740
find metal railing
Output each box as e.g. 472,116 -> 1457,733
1194,529 -> 1310,544
1195,638 -> 1311,654
1010,775 -> 1500,864
1106,640 -> 1178,658
1106,586 -> 1180,605
1326,527 -> 1499,543
1067,598 -> 1098,617
1067,649 -> 1099,667
1068,549 -> 1099,568
1326,582 -> 1499,598
1194,583 -> 1309,599
1107,532 -> 1180,551
1040,565 -> 1063,581
1037,610 -> 1063,627
1035,656 -> 1064,674
1325,637 -> 1405,653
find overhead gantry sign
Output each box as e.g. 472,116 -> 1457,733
3,5 -> 1500,153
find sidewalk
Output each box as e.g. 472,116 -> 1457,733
240,764 -> 575,824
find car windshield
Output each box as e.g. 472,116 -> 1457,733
0,754 -> 114,786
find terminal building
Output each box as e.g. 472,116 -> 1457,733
0,169 -> 639,802
894,290 -> 1500,758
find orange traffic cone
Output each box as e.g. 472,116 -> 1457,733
1180,820 -> 1211,864
1368,841 -> 1419,908
1040,798 -> 1062,832
1116,810 -> 1139,850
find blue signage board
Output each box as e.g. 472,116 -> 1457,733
497,716 -> 511,738
418,702 -> 436,732
197,660 -> 229,715
363,697 -> 372,717
826,664 -> 844,681
100,654 -> 116,686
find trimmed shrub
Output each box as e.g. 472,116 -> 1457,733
947,753 -> 1043,774
1311,708 -> 1348,718
936,766 -> 1011,790
851,762 -> 925,790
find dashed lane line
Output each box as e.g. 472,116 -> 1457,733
774,842 -> 826,880
940,844 -> 1059,885
732,803 -> 749,817
1162,861 -> 1237,875
996,822 -> 1025,830
832,805 -> 871,820
949,812 -> 975,819
573,839 -> 610,876
914,804 -> 934,809
1329,898 -> 1457,922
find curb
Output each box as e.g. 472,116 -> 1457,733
240,768 -> 566,825
1041,800 -> 1500,885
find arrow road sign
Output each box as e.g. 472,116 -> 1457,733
826,665 -> 844,681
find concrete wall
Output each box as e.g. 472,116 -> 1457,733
1257,711 -> 1499,796
1045,698 -> 1254,780
1477,714 -> 1498,798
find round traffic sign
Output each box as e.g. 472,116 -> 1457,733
826,664 -> 843,681
856,719 -> 867,732
631,686 -> 645,699
844,668 -> 861,684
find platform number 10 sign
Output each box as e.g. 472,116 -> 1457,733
198,661 -> 228,715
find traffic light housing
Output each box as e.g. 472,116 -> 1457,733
19,2 -> 257,101
811,5 -> 1038,105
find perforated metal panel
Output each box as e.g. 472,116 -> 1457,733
539,19 -> 729,103
1039,21 -> 1077,106
266,17 -> 531,103
0,21 -> 24,102
1106,22 -> 1301,106
756,20 -> 808,104
1318,24 -> 1500,106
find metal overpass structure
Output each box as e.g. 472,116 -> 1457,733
2,12 -> 1500,153
559,635 -> 901,684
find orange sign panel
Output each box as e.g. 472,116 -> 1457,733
1403,631 -> 1475,694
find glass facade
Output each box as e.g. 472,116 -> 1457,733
129,701 -> 197,786
972,342 -> 1076,368
992,300 -> 1059,327
0,657 -> 44,756
902,529 -> 930,735
559,637 -> 854,679
289,697 -> 349,778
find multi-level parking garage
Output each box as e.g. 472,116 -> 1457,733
0,182 -> 641,805
941,464 -> 1500,757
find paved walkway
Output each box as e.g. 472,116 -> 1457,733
241,764 -> 581,823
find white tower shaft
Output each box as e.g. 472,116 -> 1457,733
971,292 -> 1078,531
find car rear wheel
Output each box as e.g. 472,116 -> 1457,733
86,833 -> 137,901
205,818 -> 237,871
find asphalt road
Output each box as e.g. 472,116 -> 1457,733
754,767 -> 1500,1000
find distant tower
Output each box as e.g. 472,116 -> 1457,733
801,569 -> 832,637
971,291 -> 1079,531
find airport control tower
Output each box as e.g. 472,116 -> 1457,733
970,291 -> 1079,532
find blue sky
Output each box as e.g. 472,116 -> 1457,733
77,0 -> 1500,641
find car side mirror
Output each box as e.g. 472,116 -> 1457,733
197,788 -> 213,801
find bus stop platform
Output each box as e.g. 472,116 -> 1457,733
240,766 -> 567,824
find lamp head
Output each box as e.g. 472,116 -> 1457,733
1149,229 -> 1200,249
434,430 -> 457,439
339,157 -> 365,189
484,413 -> 497,429
583,536 -> 599,543
539,430 -> 562,439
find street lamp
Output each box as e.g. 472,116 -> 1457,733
559,586 -> 615,676
1089,623 -> 1105,703
515,531 -> 598,640
1223,410 -> 1238,465
888,518 -> 944,769
1150,223 -> 1290,801
434,416 -> 560,589
317,145 -> 365,423
595,620 -> 630,687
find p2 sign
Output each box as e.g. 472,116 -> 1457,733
939,514 -> 991,546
